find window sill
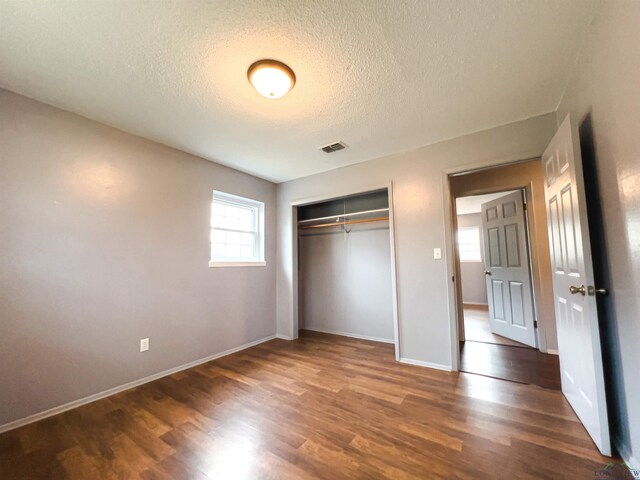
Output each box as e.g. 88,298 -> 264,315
209,261 -> 266,268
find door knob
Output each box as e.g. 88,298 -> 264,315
484,270 -> 492,276
569,285 -> 586,296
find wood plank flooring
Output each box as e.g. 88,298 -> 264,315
460,307 -> 561,390
460,340 -> 562,390
463,306 -> 529,348
0,330 -> 612,479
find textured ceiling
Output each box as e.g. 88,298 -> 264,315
0,0 -> 598,182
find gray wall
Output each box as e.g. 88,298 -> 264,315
556,0 -> 640,464
277,113 -> 558,369
0,89 -> 277,428
457,213 -> 488,305
299,222 -> 394,342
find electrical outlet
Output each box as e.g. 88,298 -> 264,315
433,248 -> 442,260
140,338 -> 149,352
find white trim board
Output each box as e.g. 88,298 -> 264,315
0,334 -> 277,435
399,357 -> 453,372
302,327 -> 395,344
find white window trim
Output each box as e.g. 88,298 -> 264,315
210,191 -> 266,267
209,260 -> 266,268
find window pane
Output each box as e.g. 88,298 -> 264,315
226,231 -> 240,245
212,214 -> 224,227
212,243 -> 226,257
211,229 -> 226,244
458,227 -> 481,262
212,202 -> 225,215
226,244 -> 241,258
240,233 -> 253,246
238,216 -> 253,232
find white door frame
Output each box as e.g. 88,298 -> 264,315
288,182 -> 401,361
442,157 -> 546,371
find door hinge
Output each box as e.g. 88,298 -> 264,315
452,276 -> 455,283
523,202 -> 528,211
534,320 -> 538,328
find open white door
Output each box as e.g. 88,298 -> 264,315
481,191 -> 537,347
543,114 -> 610,455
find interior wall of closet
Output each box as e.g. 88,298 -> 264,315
297,189 -> 395,343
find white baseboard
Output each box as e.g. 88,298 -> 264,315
399,357 -> 453,372
301,327 -> 395,344
614,434 -> 639,469
546,348 -> 559,355
275,334 -> 293,340
0,334 -> 277,435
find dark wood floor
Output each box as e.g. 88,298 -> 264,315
0,331 -> 611,479
461,306 -> 561,390
460,340 -> 562,390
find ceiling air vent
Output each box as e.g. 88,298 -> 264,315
319,141 -> 348,154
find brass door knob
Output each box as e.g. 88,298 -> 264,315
569,285 -> 586,296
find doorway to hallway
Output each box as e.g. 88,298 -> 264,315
450,161 -> 561,391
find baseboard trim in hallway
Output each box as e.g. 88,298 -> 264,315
0,334 -> 277,435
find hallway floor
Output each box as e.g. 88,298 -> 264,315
463,305 -> 529,347
461,307 -> 561,390
460,341 -> 562,390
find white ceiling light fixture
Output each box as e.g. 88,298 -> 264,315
247,59 -> 296,99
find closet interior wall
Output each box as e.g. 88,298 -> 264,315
297,190 -> 395,343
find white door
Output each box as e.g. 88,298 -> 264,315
543,114 -> 610,456
481,191 -> 537,347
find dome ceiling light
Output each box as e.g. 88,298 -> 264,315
247,59 -> 296,99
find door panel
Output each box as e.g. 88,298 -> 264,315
486,206 -> 498,221
488,228 -> 501,266
492,280 -> 505,321
549,196 -> 564,272
482,190 -> 537,347
505,224 -> 521,266
502,200 -> 517,218
509,281 -> 525,326
542,114 -> 610,455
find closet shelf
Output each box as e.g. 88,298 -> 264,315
297,207 -> 389,225
299,216 -> 389,230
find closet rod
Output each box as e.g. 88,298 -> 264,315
299,216 -> 389,230
297,207 -> 389,224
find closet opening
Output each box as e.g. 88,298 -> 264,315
293,187 -> 399,358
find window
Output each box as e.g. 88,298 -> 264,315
210,191 -> 265,267
457,226 -> 482,262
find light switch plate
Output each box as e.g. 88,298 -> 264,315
433,248 -> 442,260
140,338 -> 149,352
